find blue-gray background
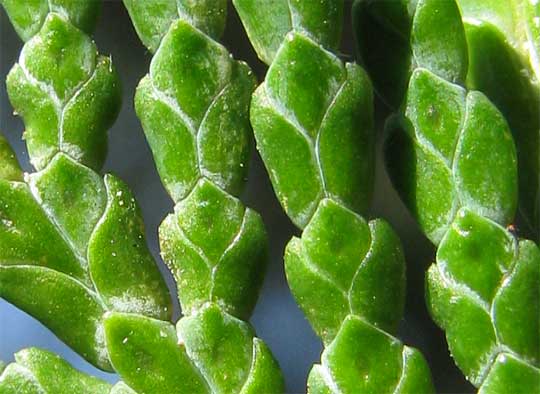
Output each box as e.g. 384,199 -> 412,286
1,2 -> 474,393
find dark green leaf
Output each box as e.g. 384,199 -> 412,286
427,209 -> 540,386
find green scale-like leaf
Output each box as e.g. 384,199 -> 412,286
356,1 -> 537,390
285,198 -> 405,344
120,1 -> 284,391
6,13 -> 121,171
123,0 -> 227,54
135,17 -> 256,202
479,354 -> 540,394
308,316 -> 435,394
0,348 -> 135,394
234,1 -> 435,392
0,0 -> 100,42
455,0 -> 540,241
160,179 -> 267,320
0,153 -> 171,370
233,0 -> 343,65
130,3 -> 272,321
355,0 -> 539,241
104,306 -> 284,394
386,69 -> 517,244
354,0 -> 468,110
0,2 -> 172,371
426,208 -> 540,387
251,32 -> 374,229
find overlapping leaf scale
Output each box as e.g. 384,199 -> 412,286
123,0 -> 227,54
478,353 -> 540,394
0,153 -> 171,370
455,0 -> 540,83
135,18 -> 255,203
1,0 -> 173,378
455,0 -> 540,241
104,306 -> 284,394
135,17 -> 267,320
0,348 -> 135,394
285,198 -> 405,344
6,14 -> 120,172
232,0 -> 343,65
386,69 -> 517,244
251,32 -> 374,229
160,179 -> 267,320
0,349 -> 108,394
354,0 -> 468,109
0,0 -> 100,42
356,0 -> 539,241
233,1 -> 434,391
307,316 -> 434,394
120,2 -> 284,391
357,1 -> 537,390
426,208 -> 540,387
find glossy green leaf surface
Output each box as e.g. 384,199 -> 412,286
0,0 -> 100,41
123,0 -> 227,53
0,348 -> 120,394
307,316 -> 434,394
426,208 -> 540,387
105,312 -> 208,394
356,0 -> 540,241
1,0 -> 176,378
386,69 -> 517,244
105,308 -> 284,394
478,353 -> 540,394
131,4 -> 272,322
235,2 -> 433,392
6,13 -> 121,171
0,135 -> 22,182
0,154 -> 171,370
233,0 -> 343,65
411,0 -> 468,84
356,1 -> 537,390
354,0 -> 468,109
456,1 -> 540,241
135,18 -> 255,203
285,198 -> 405,344
87,175 -> 172,317
251,32 -> 374,229
122,1 -> 284,391
178,304 -> 285,394
0,265 -> 108,368
456,0 -> 540,82
160,179 -> 266,320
